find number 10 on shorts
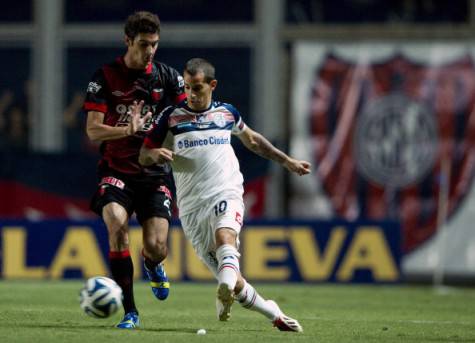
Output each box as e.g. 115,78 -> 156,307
214,200 -> 227,216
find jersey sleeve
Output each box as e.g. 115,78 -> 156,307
83,68 -> 108,113
144,106 -> 174,148
223,103 -> 247,135
163,65 -> 187,104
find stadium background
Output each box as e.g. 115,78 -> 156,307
0,0 -> 474,285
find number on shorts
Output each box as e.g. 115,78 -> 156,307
214,200 -> 227,216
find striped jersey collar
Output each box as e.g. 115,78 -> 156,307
183,100 -> 215,114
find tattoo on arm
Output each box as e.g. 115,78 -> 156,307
248,132 -> 288,164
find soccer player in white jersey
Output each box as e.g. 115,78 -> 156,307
138,58 -> 311,332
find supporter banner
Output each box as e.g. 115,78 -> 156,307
0,219 -> 400,283
0,151 -> 267,220
290,43 -> 475,263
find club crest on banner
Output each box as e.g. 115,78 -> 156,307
307,53 -> 475,252
354,93 -> 438,188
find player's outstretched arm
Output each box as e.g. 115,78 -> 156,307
238,127 -> 311,176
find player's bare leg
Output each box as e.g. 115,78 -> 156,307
102,202 -> 139,329
142,217 -> 170,300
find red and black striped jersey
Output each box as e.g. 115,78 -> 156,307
84,56 -> 186,175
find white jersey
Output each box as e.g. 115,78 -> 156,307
144,100 -> 247,216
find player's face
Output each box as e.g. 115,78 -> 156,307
184,71 -> 217,111
125,32 -> 159,69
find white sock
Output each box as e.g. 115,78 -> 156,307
236,281 -> 280,320
216,244 -> 240,290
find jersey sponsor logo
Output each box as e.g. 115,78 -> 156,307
115,103 -> 155,131
115,103 -> 156,115
87,82 -> 102,94
99,176 -> 125,190
176,136 -> 230,149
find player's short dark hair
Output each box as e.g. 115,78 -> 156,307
184,58 -> 215,83
124,11 -> 160,39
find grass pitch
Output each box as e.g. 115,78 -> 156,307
0,281 -> 474,342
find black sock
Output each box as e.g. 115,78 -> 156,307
109,250 -> 137,314
142,249 -> 160,271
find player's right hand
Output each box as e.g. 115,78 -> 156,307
127,100 -> 152,135
155,148 -> 174,164
284,158 -> 312,176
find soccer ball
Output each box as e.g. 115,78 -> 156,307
79,276 -> 123,318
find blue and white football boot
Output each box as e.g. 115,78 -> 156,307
116,311 -> 140,329
144,263 -> 170,300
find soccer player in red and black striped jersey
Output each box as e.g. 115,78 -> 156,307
83,11 -> 186,329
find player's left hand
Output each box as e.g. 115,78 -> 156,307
284,158 -> 311,176
127,100 -> 152,135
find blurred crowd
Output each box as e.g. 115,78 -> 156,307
287,0 -> 468,23
0,82 -> 92,154
0,0 -> 468,154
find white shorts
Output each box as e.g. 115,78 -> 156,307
179,196 -> 244,277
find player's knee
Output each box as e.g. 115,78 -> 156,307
215,228 -> 237,246
104,215 -> 129,249
144,239 -> 168,261
103,205 -> 129,234
106,219 -> 128,236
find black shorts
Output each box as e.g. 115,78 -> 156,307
90,168 -> 173,224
